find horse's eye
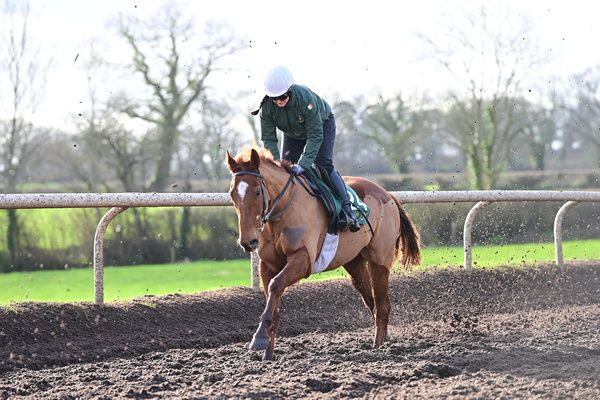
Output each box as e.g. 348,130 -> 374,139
255,191 -> 260,197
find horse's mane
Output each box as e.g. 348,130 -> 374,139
235,147 -> 293,173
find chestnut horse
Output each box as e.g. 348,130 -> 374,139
226,148 -> 421,360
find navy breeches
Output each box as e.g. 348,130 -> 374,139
281,113 -> 336,174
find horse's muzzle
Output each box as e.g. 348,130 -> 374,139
239,238 -> 259,252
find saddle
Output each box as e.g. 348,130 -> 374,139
302,165 -> 370,235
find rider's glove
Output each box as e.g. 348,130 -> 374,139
290,164 -> 305,176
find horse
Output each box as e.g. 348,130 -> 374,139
226,148 -> 421,361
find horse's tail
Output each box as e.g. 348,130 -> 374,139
392,196 -> 422,268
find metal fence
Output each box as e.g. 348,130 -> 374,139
1,190 -> 599,305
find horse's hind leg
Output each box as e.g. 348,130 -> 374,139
369,262 -> 391,347
343,256 -> 374,318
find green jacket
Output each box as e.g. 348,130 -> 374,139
260,84 -> 332,169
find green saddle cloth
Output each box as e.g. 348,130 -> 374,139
304,169 -> 370,231
346,186 -> 370,225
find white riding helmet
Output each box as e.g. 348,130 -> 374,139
264,65 -> 295,97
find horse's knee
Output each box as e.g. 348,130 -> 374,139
267,276 -> 285,295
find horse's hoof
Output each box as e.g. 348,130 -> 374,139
249,334 -> 269,351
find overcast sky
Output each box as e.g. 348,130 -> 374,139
4,0 -> 600,130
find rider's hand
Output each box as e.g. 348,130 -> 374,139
290,164 -> 305,176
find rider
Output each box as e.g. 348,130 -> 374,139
253,65 -> 359,232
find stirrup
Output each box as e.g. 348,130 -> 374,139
347,214 -> 360,232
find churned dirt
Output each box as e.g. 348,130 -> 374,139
1,262 -> 600,399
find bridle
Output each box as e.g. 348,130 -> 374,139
233,170 -> 296,231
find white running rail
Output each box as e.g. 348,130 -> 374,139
0,190 -> 598,304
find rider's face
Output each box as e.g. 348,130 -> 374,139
274,97 -> 290,107
271,91 -> 290,108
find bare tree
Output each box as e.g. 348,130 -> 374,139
418,7 -> 546,188
54,44 -> 112,194
333,97 -> 394,174
0,0 -> 51,270
444,95 -> 530,182
66,43 -> 162,194
522,93 -> 561,171
175,98 -> 242,260
115,4 -> 243,191
564,67 -> 600,167
361,94 -> 430,173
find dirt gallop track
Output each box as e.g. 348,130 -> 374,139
1,263 -> 600,399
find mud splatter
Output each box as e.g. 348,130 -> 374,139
1,262 -> 599,398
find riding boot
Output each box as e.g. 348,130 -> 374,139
328,169 -> 361,232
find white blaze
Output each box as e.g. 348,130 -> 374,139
237,181 -> 249,201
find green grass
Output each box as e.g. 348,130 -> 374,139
0,239 -> 598,305
422,239 -> 599,268
0,208 -> 93,251
0,207 -> 200,252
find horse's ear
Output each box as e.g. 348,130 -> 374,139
226,150 -> 239,173
250,148 -> 260,169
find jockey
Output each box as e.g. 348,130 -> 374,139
254,65 -> 360,232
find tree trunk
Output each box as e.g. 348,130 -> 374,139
468,144 -> 486,190
150,124 -> 178,191
530,143 -> 546,171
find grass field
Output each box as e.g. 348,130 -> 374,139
0,239 -> 598,305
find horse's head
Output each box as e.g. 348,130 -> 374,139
226,148 -> 266,252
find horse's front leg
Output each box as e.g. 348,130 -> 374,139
249,249 -> 309,361
249,263 -> 277,352
262,302 -> 281,361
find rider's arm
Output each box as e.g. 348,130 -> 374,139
297,100 -> 323,169
260,108 -> 281,160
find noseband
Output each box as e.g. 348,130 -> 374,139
233,170 -> 296,231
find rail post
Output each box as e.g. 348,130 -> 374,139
94,207 -> 128,305
554,201 -> 578,269
251,251 -> 260,290
463,201 -> 492,269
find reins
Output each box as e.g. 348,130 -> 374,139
295,176 -> 320,198
233,170 -> 296,231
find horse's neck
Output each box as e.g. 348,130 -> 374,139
260,165 -> 290,196
260,163 -> 326,235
